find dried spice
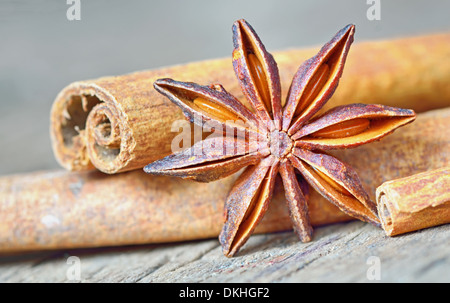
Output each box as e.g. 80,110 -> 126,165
144,20 -> 416,257
376,167 -> 450,236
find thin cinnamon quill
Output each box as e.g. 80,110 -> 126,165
50,33 -> 450,174
376,167 -> 450,236
2,108 -> 449,253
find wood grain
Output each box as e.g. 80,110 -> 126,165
1,222 -> 448,282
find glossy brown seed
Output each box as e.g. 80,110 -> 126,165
193,97 -> 240,122
294,63 -> 330,116
310,118 -> 370,139
247,53 -> 272,113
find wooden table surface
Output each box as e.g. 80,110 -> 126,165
1,1 -> 449,283
1,221 -> 449,282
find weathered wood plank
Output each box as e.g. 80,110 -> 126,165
1,221 -> 448,282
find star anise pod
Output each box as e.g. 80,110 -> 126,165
144,20 -> 416,257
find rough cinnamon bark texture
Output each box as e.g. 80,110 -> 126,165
0,170 -> 348,253
3,108 -> 449,253
50,33 -> 450,174
376,167 -> 450,236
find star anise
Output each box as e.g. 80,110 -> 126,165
144,20 -> 416,257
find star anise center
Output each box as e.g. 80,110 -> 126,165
268,130 -> 293,159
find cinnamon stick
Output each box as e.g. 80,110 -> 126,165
50,33 -> 450,174
376,167 -> 450,236
3,108 -> 449,253
0,170 -> 347,254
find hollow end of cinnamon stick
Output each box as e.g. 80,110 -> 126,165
376,167 -> 450,236
377,192 -> 395,235
50,80 -> 183,174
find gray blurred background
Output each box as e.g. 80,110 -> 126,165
1,0 -> 449,176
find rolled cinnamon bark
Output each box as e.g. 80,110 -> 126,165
50,33 -> 450,174
376,167 -> 450,236
3,108 -> 449,253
